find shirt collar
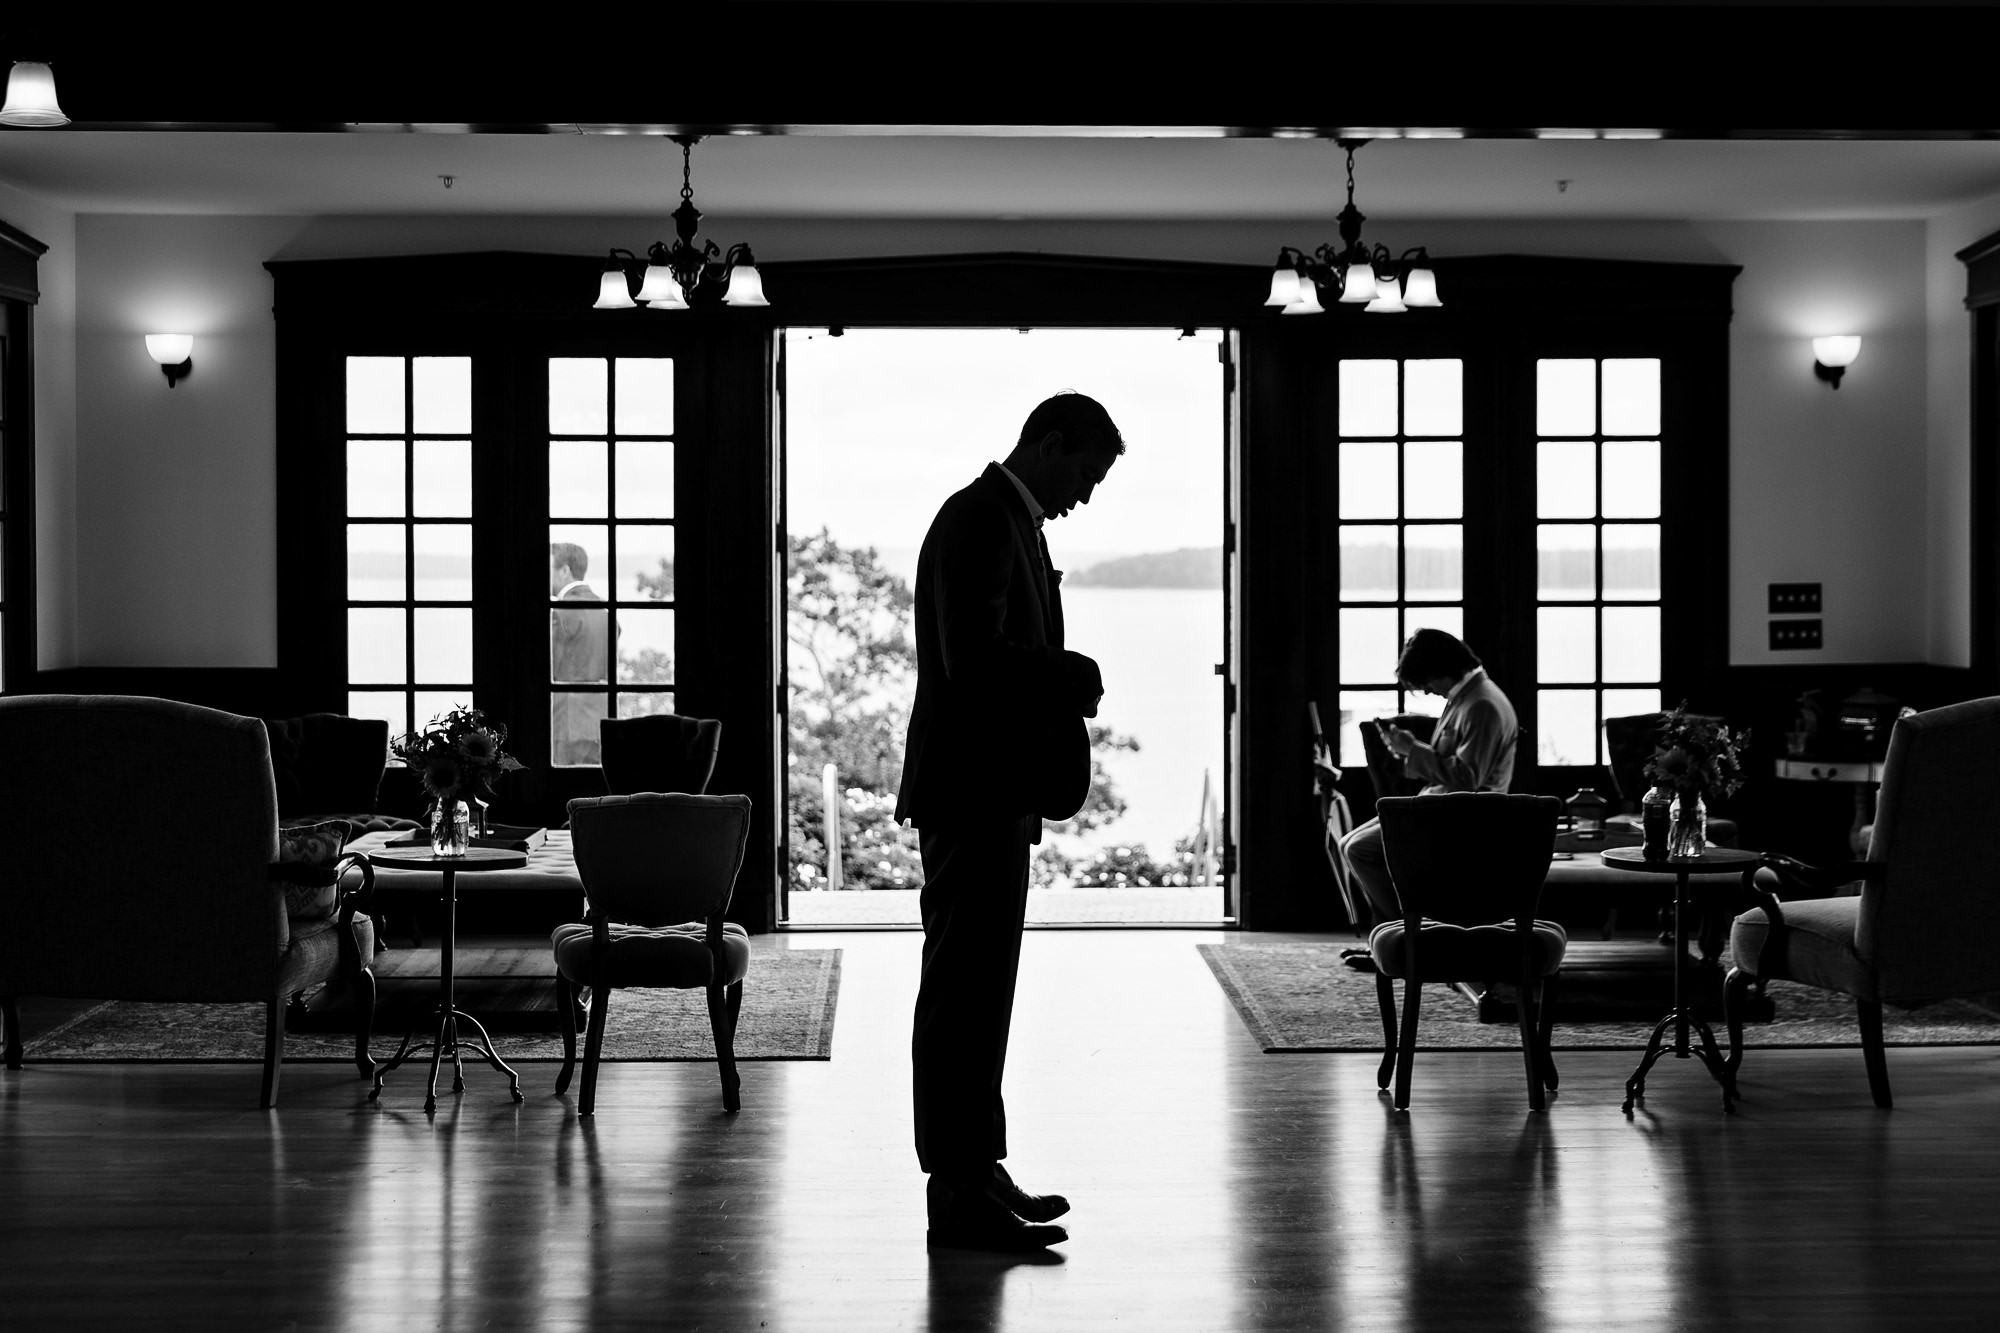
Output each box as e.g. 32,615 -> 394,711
1446,666 -> 1486,707
555,580 -> 593,599
995,462 -> 1045,527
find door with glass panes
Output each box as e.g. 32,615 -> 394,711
1330,352 -> 1665,788
339,351 -> 684,820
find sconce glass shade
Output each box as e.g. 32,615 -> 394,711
1283,278 -> 1326,315
0,62 -> 69,128
145,334 -> 194,365
593,268 -> 637,310
636,263 -> 681,305
1265,266 -> 1301,307
1812,335 -> 1861,369
1402,265 -> 1442,307
722,263 -> 769,307
1364,276 -> 1407,313
1339,260 -> 1377,303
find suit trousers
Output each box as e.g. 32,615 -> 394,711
912,813 -> 1036,1177
1339,816 -> 1399,924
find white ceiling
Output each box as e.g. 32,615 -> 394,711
3,131 -> 2000,222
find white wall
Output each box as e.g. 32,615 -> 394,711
0,180 -> 76,671
64,211 -> 1939,668
1925,188 -> 2000,669
1694,221 -> 1931,666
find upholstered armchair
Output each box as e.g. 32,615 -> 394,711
1725,696 -> 2000,1108
552,793 -> 753,1116
1373,793 -> 1566,1111
0,695 -> 377,1107
597,712 -> 722,796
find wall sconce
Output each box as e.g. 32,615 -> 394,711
0,61 -> 69,128
146,335 -> 194,388
1812,336 -> 1861,390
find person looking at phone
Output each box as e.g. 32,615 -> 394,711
1339,628 -> 1520,973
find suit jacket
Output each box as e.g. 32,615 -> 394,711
1403,668 -> 1519,794
551,584 -> 610,766
896,464 -> 1100,836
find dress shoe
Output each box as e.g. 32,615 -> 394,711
1342,953 -> 1378,974
926,1175 -> 1068,1252
991,1162 -> 1070,1223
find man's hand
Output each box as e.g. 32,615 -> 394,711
1381,724 -> 1418,758
1058,650 -> 1104,716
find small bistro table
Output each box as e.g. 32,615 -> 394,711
363,846 -> 530,1113
1600,846 -> 1766,1115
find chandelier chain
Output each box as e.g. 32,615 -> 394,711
681,139 -> 695,206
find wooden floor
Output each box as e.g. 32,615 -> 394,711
5,929 -> 1998,1331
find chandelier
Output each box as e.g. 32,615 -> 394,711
594,137 -> 769,311
1265,141 -> 1440,315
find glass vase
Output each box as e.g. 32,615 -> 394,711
1668,789 -> 1707,860
430,797 -> 471,857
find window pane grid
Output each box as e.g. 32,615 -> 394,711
1334,359 -> 1465,765
345,356 -> 475,738
1535,358 -> 1662,767
548,358 -> 676,766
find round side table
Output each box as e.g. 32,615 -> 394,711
364,846 -> 529,1113
1601,846 -> 1763,1114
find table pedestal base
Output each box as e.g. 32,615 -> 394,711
1623,1006 -> 1737,1114
369,1007 -> 523,1114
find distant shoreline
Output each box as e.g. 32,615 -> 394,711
1069,546 -> 1222,590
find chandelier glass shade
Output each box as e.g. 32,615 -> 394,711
1265,142 -> 1440,316
593,137 -> 770,311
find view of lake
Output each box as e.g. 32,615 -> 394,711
783,326 -> 1227,914
1058,585 -> 1224,859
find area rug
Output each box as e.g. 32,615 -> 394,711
23,948 -> 842,1063
1198,942 -> 2000,1052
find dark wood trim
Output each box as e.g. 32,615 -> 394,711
30,6 -> 2000,135
1958,225 -> 2000,312
1,276 -> 41,693
0,217 -> 47,305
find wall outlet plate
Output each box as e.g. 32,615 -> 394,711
1769,619 -> 1823,650
1769,582 -> 1822,613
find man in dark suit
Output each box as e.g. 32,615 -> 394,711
897,392 -> 1124,1252
549,542 -> 610,766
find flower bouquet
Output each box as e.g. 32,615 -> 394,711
391,705 -> 524,855
1643,704 -> 1748,858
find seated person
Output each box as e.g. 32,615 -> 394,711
1339,628 -> 1520,974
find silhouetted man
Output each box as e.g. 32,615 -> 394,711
897,392 -> 1123,1251
550,542 -> 609,766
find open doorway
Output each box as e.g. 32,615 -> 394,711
781,327 -> 1230,925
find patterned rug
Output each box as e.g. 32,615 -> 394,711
1198,941 -> 2000,1052
23,947 -> 841,1063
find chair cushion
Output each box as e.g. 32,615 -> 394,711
1371,918 -> 1568,981
277,820 -> 351,923
551,920 -> 751,990
276,913 -> 375,997
1730,896 -> 1873,1000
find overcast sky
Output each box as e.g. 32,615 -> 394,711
785,327 -> 1225,577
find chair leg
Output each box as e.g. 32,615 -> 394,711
352,966 -> 377,1079
1394,980 -> 1421,1111
1374,973 -> 1398,1090
260,996 -> 285,1109
578,984 -> 610,1118
555,973 -> 579,1095
708,980 -> 743,1113
2,996 -> 21,1070
1517,964 -> 1545,1112
1724,967 -> 1752,1079
1857,998 -> 1893,1109
1538,972 -> 1560,1092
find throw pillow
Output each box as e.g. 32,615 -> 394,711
278,819 -> 351,922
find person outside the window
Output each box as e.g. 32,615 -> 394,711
550,542 -> 609,766
1339,628 -> 1520,974
896,392 -> 1122,1252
